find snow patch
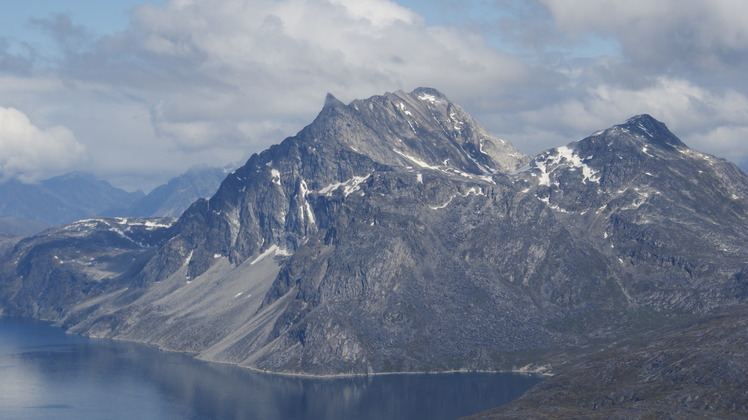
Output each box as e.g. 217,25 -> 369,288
304,201 -> 316,225
249,245 -> 279,265
319,175 -> 371,197
537,164 -> 552,187
405,120 -> 417,134
143,220 -> 174,229
417,93 -> 438,103
276,247 -> 293,257
393,149 -> 438,169
536,194 -> 573,213
270,169 -> 282,187
450,112 -> 464,131
531,146 -> 600,186
397,102 -> 413,116
637,122 -> 653,137
299,179 -> 309,197
429,187 -> 484,210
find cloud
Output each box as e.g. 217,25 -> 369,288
68,0 -> 529,149
700,125 -> 748,165
0,106 -> 87,183
2,0 -> 748,189
485,76 -> 748,160
0,0 -> 536,189
539,0 -> 748,81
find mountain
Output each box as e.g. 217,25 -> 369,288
0,166 -> 230,236
125,165 -> 233,218
0,217 -> 176,319
0,172 -> 144,229
465,306 -> 748,419
1,89 -> 747,381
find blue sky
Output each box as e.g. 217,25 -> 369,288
0,1 -> 153,52
1,0 -> 747,191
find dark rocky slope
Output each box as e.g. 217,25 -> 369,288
465,306 -> 748,419
0,217 -> 175,320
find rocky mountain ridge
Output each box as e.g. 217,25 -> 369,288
0,88 -> 746,379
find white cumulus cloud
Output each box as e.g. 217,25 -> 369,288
484,75 -> 748,157
88,0 -> 528,149
0,106 -> 87,183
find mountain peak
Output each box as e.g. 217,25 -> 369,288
310,88 -> 529,175
625,113 -> 658,125
411,87 -> 447,102
618,114 -> 686,148
323,92 -> 345,108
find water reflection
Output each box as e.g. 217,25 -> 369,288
0,319 -> 541,420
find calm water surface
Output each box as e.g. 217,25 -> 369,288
0,318 -> 541,420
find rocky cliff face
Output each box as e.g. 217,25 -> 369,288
1,88 -> 747,377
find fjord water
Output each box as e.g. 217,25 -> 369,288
0,319 -> 540,420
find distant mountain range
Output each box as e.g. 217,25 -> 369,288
0,166 -> 232,235
1,88 -> 747,417
0,172 -> 144,229
125,165 -> 233,218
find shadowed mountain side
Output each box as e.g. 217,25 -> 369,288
464,306 -> 748,419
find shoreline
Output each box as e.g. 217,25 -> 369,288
237,364 -> 554,379
6,315 -> 554,379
